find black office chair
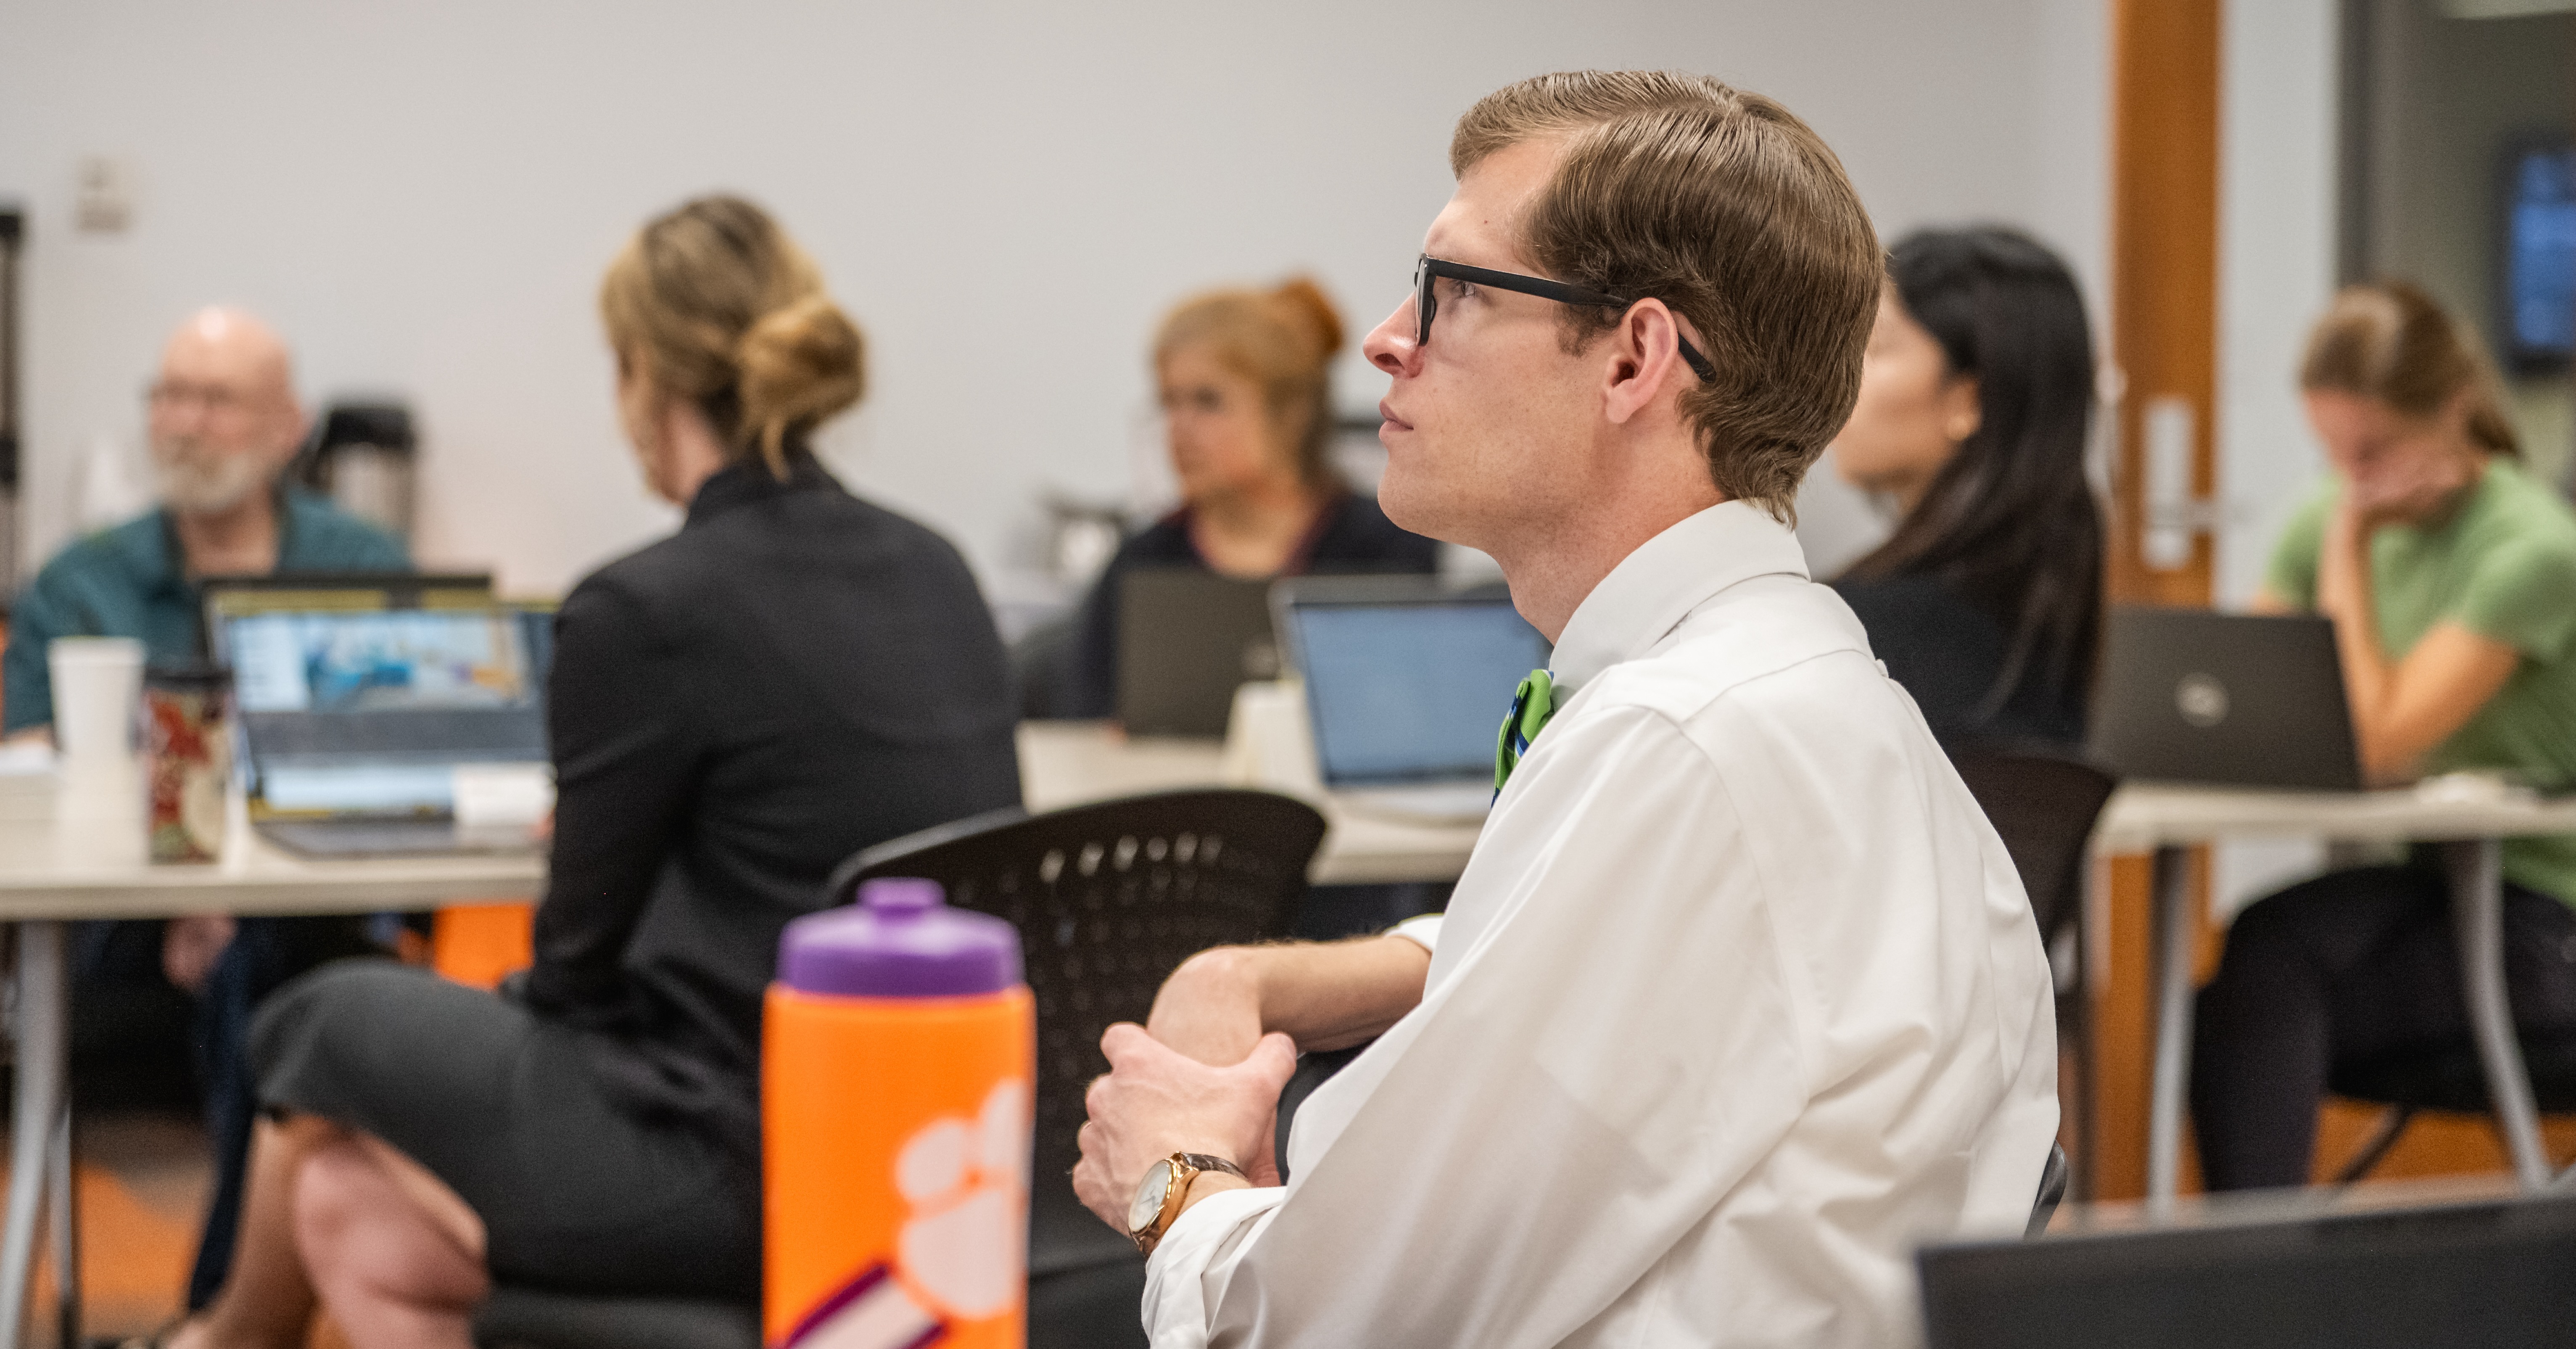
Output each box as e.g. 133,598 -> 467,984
2323,1038 -> 2576,1185
1945,741 -> 2120,1202
2027,1143 -> 2070,1238
837,788 -> 1328,1349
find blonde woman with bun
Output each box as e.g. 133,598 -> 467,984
160,197 -> 1022,1349
1056,278 -> 1440,718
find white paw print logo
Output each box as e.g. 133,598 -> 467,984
894,1079 -> 1032,1320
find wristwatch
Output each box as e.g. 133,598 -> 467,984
1126,1152 -> 1248,1255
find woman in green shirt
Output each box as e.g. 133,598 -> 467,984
2193,281 -> 2576,1191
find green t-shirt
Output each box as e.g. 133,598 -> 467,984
2267,458 -> 2576,905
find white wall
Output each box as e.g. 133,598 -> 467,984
2211,0 -> 2344,917
2217,0 -> 2341,610
0,0 -> 2108,599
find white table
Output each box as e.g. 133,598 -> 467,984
0,766 -> 545,1349
2095,783 -> 2576,1210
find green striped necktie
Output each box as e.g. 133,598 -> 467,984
1493,669 -> 1557,793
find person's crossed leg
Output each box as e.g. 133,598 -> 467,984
167,1118 -> 483,1349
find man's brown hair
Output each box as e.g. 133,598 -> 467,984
1452,71 -> 1883,521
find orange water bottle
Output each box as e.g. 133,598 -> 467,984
765,877 -> 1035,1349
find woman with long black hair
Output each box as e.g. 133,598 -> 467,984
1829,226 -> 2104,748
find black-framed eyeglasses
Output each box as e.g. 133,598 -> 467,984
1413,255 -> 1716,382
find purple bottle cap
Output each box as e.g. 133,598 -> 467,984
778,877 -> 1023,998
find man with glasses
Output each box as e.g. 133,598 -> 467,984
2,306 -> 406,1310
1074,71 -> 2059,1346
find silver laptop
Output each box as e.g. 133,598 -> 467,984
1272,577 -> 1550,822
2090,606 -> 2362,792
209,595 -> 553,856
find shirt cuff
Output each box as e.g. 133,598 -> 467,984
1386,913 -> 1443,956
1142,1184 -> 1287,1347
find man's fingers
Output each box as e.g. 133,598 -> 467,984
1240,1032 -> 1299,1090
1099,1021 -> 1157,1067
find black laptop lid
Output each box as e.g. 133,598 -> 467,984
1116,569 -> 1280,739
2090,607 -> 2362,791
1919,1189 -> 2576,1349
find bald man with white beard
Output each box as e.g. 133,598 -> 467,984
5,307 -> 409,734
2,307 -> 409,1312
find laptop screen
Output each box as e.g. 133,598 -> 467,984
1285,596 -> 1549,787
222,607 -> 550,813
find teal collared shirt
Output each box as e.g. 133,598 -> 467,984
3,489 -> 409,733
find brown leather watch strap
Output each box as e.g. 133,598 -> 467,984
1133,1152 -> 1249,1255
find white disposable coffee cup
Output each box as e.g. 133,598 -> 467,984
48,636 -> 145,765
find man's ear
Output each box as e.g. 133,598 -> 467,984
269,401 -> 312,475
1600,299 -> 1696,428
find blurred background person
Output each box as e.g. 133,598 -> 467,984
1047,278 -> 1439,720
0,307 -> 409,1313
167,196 -> 1023,1349
1828,227 -> 2104,750
2193,281 -> 2576,1192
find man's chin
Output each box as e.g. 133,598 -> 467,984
153,461 -> 270,515
1375,473 -> 1474,550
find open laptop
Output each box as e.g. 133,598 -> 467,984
207,584 -> 552,857
1272,576 -> 1550,823
2090,606 -> 2362,791
1117,569 -> 1282,738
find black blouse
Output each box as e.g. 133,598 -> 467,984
520,454 -> 1023,1157
1832,570 -> 2087,750
1056,492 -> 1441,719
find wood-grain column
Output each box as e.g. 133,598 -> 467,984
2095,0 -> 2222,1202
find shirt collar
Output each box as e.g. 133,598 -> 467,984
684,451 -> 838,528
1547,500 -> 1809,693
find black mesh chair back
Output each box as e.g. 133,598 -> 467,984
832,788 -> 1326,1279
1945,743 -> 2119,940
1946,741 -> 2118,1203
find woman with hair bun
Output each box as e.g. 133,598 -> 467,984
2193,280 -> 2576,1191
1055,277 -> 1440,718
160,196 -> 1022,1349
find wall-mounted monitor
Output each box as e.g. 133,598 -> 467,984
2499,136 -> 2576,372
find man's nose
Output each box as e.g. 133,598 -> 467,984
1362,298 -> 1420,377
157,403 -> 210,443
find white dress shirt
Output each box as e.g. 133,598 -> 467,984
1144,502 -> 2059,1347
